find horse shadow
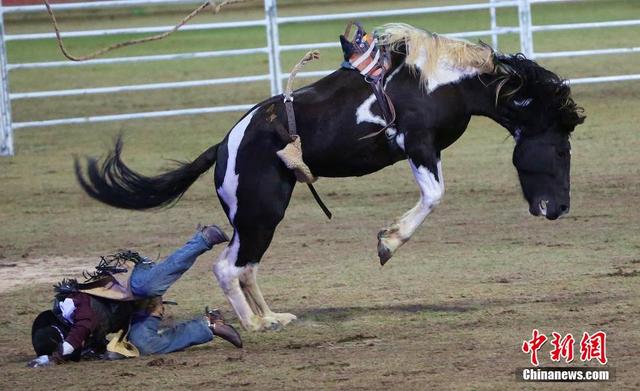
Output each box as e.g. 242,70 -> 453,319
293,302 -> 474,323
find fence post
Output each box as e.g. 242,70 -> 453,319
264,0 -> 282,95
489,0 -> 499,50
518,0 -> 534,58
0,4 -> 14,156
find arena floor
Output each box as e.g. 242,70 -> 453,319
1,1 -> 639,389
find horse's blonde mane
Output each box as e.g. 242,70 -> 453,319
375,23 -> 496,87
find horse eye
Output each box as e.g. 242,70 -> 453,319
557,151 -> 567,158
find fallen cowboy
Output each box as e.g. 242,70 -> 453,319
27,224 -> 242,368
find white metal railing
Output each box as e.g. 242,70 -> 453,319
1,0 -> 205,13
1,0 -> 639,156
0,5 -> 13,156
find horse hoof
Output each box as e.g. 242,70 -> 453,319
270,312 -> 297,326
259,316 -> 284,331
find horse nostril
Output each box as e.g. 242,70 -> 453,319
559,204 -> 569,213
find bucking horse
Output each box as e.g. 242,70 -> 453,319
75,24 -> 585,331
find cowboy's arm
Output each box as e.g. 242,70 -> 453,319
63,293 -> 98,355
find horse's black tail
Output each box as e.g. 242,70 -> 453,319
74,136 -> 219,210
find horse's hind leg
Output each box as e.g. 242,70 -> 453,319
240,264 -> 297,326
213,244 -> 257,329
213,116 -> 296,331
214,196 -> 295,331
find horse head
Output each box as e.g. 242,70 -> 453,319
492,54 -> 585,220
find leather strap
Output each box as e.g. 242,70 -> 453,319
284,97 -> 298,137
282,95 -> 332,220
359,78 -> 397,140
340,21 -> 396,140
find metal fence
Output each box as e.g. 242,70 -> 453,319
1,0 -> 639,156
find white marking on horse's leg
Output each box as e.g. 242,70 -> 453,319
239,265 -> 268,316
399,160 -> 444,235
213,240 -> 260,331
213,109 -> 260,330
242,270 -> 263,317
378,160 -> 444,262
239,265 -> 297,327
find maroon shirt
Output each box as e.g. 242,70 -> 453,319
65,293 -> 99,350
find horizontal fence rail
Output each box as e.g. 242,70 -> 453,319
1,0 -> 639,156
2,0 -> 206,14
12,104 -> 255,129
5,20 -> 268,41
8,47 -> 270,70
9,74 -> 271,100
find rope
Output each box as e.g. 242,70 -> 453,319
284,50 -> 320,98
41,0 -> 245,62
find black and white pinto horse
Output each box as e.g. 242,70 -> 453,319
76,24 -> 584,331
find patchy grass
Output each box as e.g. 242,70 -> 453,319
1,0 -> 639,389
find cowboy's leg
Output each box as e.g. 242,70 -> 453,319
131,230 -> 215,297
129,315 -> 213,355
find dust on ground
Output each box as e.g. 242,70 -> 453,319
0,257 -> 95,294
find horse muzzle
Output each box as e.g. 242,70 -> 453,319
529,198 -> 569,220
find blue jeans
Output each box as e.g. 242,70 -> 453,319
129,315 -> 213,355
130,232 -> 211,298
128,232 -> 214,355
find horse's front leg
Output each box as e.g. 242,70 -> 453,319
378,146 -> 444,264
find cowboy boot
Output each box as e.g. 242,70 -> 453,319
205,307 -> 243,348
198,224 -> 230,247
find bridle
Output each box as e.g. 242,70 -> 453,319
340,22 -> 397,140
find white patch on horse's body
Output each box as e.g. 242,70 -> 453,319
356,64 -> 403,127
385,127 -> 397,138
217,109 -> 257,221
356,93 -> 386,126
395,132 -> 405,151
422,60 -> 479,93
376,24 -> 494,92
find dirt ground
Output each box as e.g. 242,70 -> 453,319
0,257 -> 95,293
1,1 -> 639,389
2,88 -> 639,389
